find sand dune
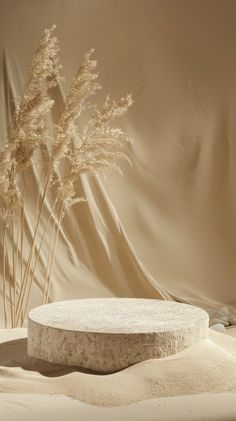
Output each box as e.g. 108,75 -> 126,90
0,328 -> 236,408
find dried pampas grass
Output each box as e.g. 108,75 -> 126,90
0,26 -> 133,328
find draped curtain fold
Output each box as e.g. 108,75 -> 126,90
0,0 -> 236,326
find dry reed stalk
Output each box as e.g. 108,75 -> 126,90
11,25 -> 61,325
21,199 -> 59,321
4,237 -> 14,328
15,207 -> 21,302
11,212 -> 16,325
43,204 -> 64,305
14,168 -> 53,324
8,285 -> 13,328
1,25 -> 133,328
2,224 -> 8,327
20,175 -> 25,289
43,214 -> 57,303
35,184 -> 41,229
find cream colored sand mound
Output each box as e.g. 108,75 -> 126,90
0,328 -> 236,407
1,393 -> 236,421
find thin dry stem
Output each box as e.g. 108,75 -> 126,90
4,238 -> 14,328
20,175 -> 25,290
44,204 -> 64,304
43,209 -> 58,304
2,225 -> 8,327
15,169 -> 51,325
22,198 -> 58,321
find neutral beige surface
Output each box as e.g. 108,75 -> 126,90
0,327 -> 236,421
1,0 -> 236,326
27,298 -> 209,370
1,327 -> 236,408
1,393 -> 236,421
28,298 -> 209,333
1,3 -> 236,416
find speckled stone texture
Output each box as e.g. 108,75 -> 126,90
28,298 -> 209,372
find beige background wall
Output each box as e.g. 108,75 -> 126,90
0,0 -> 236,325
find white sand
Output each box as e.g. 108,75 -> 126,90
1,393 -> 236,421
0,327 -> 236,411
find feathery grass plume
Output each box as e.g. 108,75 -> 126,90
51,49 -> 101,165
55,94 -> 133,212
0,142 -> 21,327
24,48 -> 102,317
1,25 -> 62,327
1,26 -> 134,328
79,93 -> 133,170
0,144 -> 21,227
41,68 -> 133,305
0,145 -> 12,222
12,25 -> 61,170
12,26 -> 62,327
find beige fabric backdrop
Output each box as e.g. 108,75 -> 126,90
0,0 -> 236,326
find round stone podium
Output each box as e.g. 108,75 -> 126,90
28,298 -> 209,372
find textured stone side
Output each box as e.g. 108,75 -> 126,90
28,299 -> 209,372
